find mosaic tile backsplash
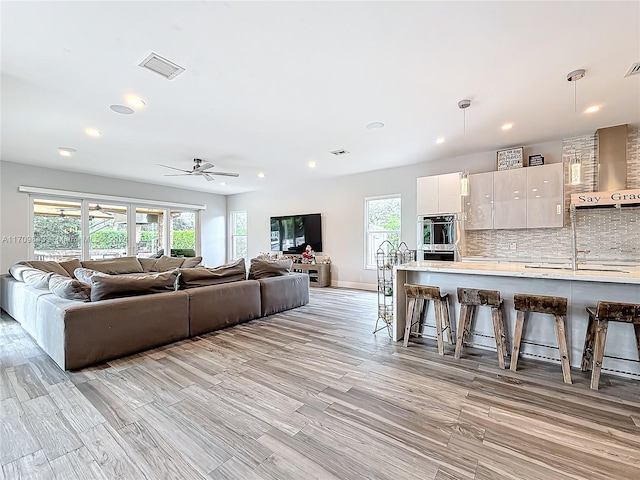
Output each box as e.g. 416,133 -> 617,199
466,126 -> 640,263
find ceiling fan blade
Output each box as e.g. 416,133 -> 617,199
164,174 -> 192,177
202,173 -> 215,182
194,162 -> 214,172
201,171 -> 240,177
158,164 -> 190,173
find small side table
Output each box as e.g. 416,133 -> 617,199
292,263 -> 331,287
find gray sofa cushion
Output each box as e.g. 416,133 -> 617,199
9,262 -> 31,282
24,260 -> 70,277
177,258 -> 246,288
74,267 -> 104,285
248,258 -> 293,280
48,274 -> 91,302
258,273 -> 310,317
22,268 -> 54,289
153,256 -> 185,272
81,256 -> 144,274
90,270 -> 179,301
59,259 -> 83,277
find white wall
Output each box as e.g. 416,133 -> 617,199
0,161 -> 227,272
227,140 -> 563,290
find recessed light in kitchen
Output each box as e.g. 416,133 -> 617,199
58,147 -> 77,157
308,161 -> 317,168
126,96 -> 146,109
257,172 -> 265,178
110,104 -> 134,115
501,123 -> 513,130
366,122 -> 384,130
585,105 -> 600,114
84,127 -> 102,137
436,137 -> 445,144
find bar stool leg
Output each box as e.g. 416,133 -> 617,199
417,299 -> 429,336
434,299 -> 444,356
510,310 -> 526,371
553,314 -> 572,384
441,297 -> 454,344
491,306 -> 506,369
500,305 -> 509,358
403,297 -> 416,348
454,304 -> 472,359
590,320 -> 609,390
581,313 -> 597,372
634,324 -> 640,359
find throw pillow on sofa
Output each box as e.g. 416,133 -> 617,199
80,256 -> 144,274
22,268 -> 54,289
248,257 -> 293,280
59,259 -> 82,277
139,258 -> 157,272
177,258 -> 246,288
90,270 -> 179,302
74,267 -> 105,285
8,262 -> 32,282
49,274 -> 91,302
181,256 -> 203,268
23,260 -> 70,277
152,255 -> 185,272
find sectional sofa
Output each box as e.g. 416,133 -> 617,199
0,256 -> 309,370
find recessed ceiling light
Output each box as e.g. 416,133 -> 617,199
58,147 -> 77,156
501,123 -> 513,130
126,96 -> 146,109
257,172 -> 265,178
84,127 -> 102,137
366,122 -> 384,130
585,105 -> 600,113
220,182 -> 226,186
110,104 -> 134,115
308,160 -> 317,168
436,137 -> 445,144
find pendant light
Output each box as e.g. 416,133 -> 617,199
567,69 -> 585,185
458,99 -> 471,196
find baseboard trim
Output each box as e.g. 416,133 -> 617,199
331,280 -> 376,291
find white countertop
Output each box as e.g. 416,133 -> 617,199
396,260 -> 640,285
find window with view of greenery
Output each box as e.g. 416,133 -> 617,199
33,200 -> 82,260
171,211 -> 196,251
230,210 -> 247,260
365,195 -> 401,268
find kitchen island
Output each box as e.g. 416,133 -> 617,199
393,261 -> 640,378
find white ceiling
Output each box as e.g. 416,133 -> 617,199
1,1 -> 639,195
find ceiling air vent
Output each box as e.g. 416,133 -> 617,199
138,52 -> 185,80
330,149 -> 350,156
624,62 -> 640,78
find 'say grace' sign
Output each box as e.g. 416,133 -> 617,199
571,188 -> 640,207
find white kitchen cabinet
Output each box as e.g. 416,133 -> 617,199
493,168 -> 528,229
417,172 -> 462,215
464,171 -> 494,230
526,162 -> 564,228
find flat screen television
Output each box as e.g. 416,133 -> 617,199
270,213 -> 322,254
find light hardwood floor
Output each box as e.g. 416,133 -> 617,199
1,287 -> 639,479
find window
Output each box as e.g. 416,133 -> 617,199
89,203 -> 127,260
365,195 -> 401,268
230,210 -> 247,260
170,210 -> 196,256
33,199 -> 82,261
135,207 -> 165,258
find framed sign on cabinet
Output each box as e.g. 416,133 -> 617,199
497,147 -> 524,171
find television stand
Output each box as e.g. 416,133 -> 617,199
292,263 -> 331,287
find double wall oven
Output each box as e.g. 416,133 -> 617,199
417,214 -> 462,262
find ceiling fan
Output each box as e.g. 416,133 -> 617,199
158,158 -> 240,182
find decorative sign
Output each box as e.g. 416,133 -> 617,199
528,154 -> 545,167
497,147 -> 524,170
571,188 -> 640,207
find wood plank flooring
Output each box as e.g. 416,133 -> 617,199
1,287 -> 639,479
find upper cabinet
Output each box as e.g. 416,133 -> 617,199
417,172 -> 462,215
464,171 -> 494,230
463,163 -> 564,230
526,162 -> 564,228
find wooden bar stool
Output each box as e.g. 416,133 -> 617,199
454,288 -> 508,369
403,284 -> 454,355
510,293 -> 571,384
581,301 -> 640,390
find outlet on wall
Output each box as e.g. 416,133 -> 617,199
509,242 -> 517,250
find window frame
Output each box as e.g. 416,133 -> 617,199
229,210 -> 248,261
364,194 -> 402,270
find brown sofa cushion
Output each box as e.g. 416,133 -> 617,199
177,258 -> 246,288
22,268 -> 54,289
48,274 -> 91,302
248,258 -> 293,280
90,270 -> 179,302
139,258 -> 157,272
81,257 -> 144,274
153,255 -> 185,272
8,262 -> 31,282
181,256 -> 203,268
59,259 -> 83,277
73,267 -> 105,285
24,260 -> 70,277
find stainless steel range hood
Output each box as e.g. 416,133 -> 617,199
596,124 -> 628,191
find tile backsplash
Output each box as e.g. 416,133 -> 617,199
465,126 -> 640,263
